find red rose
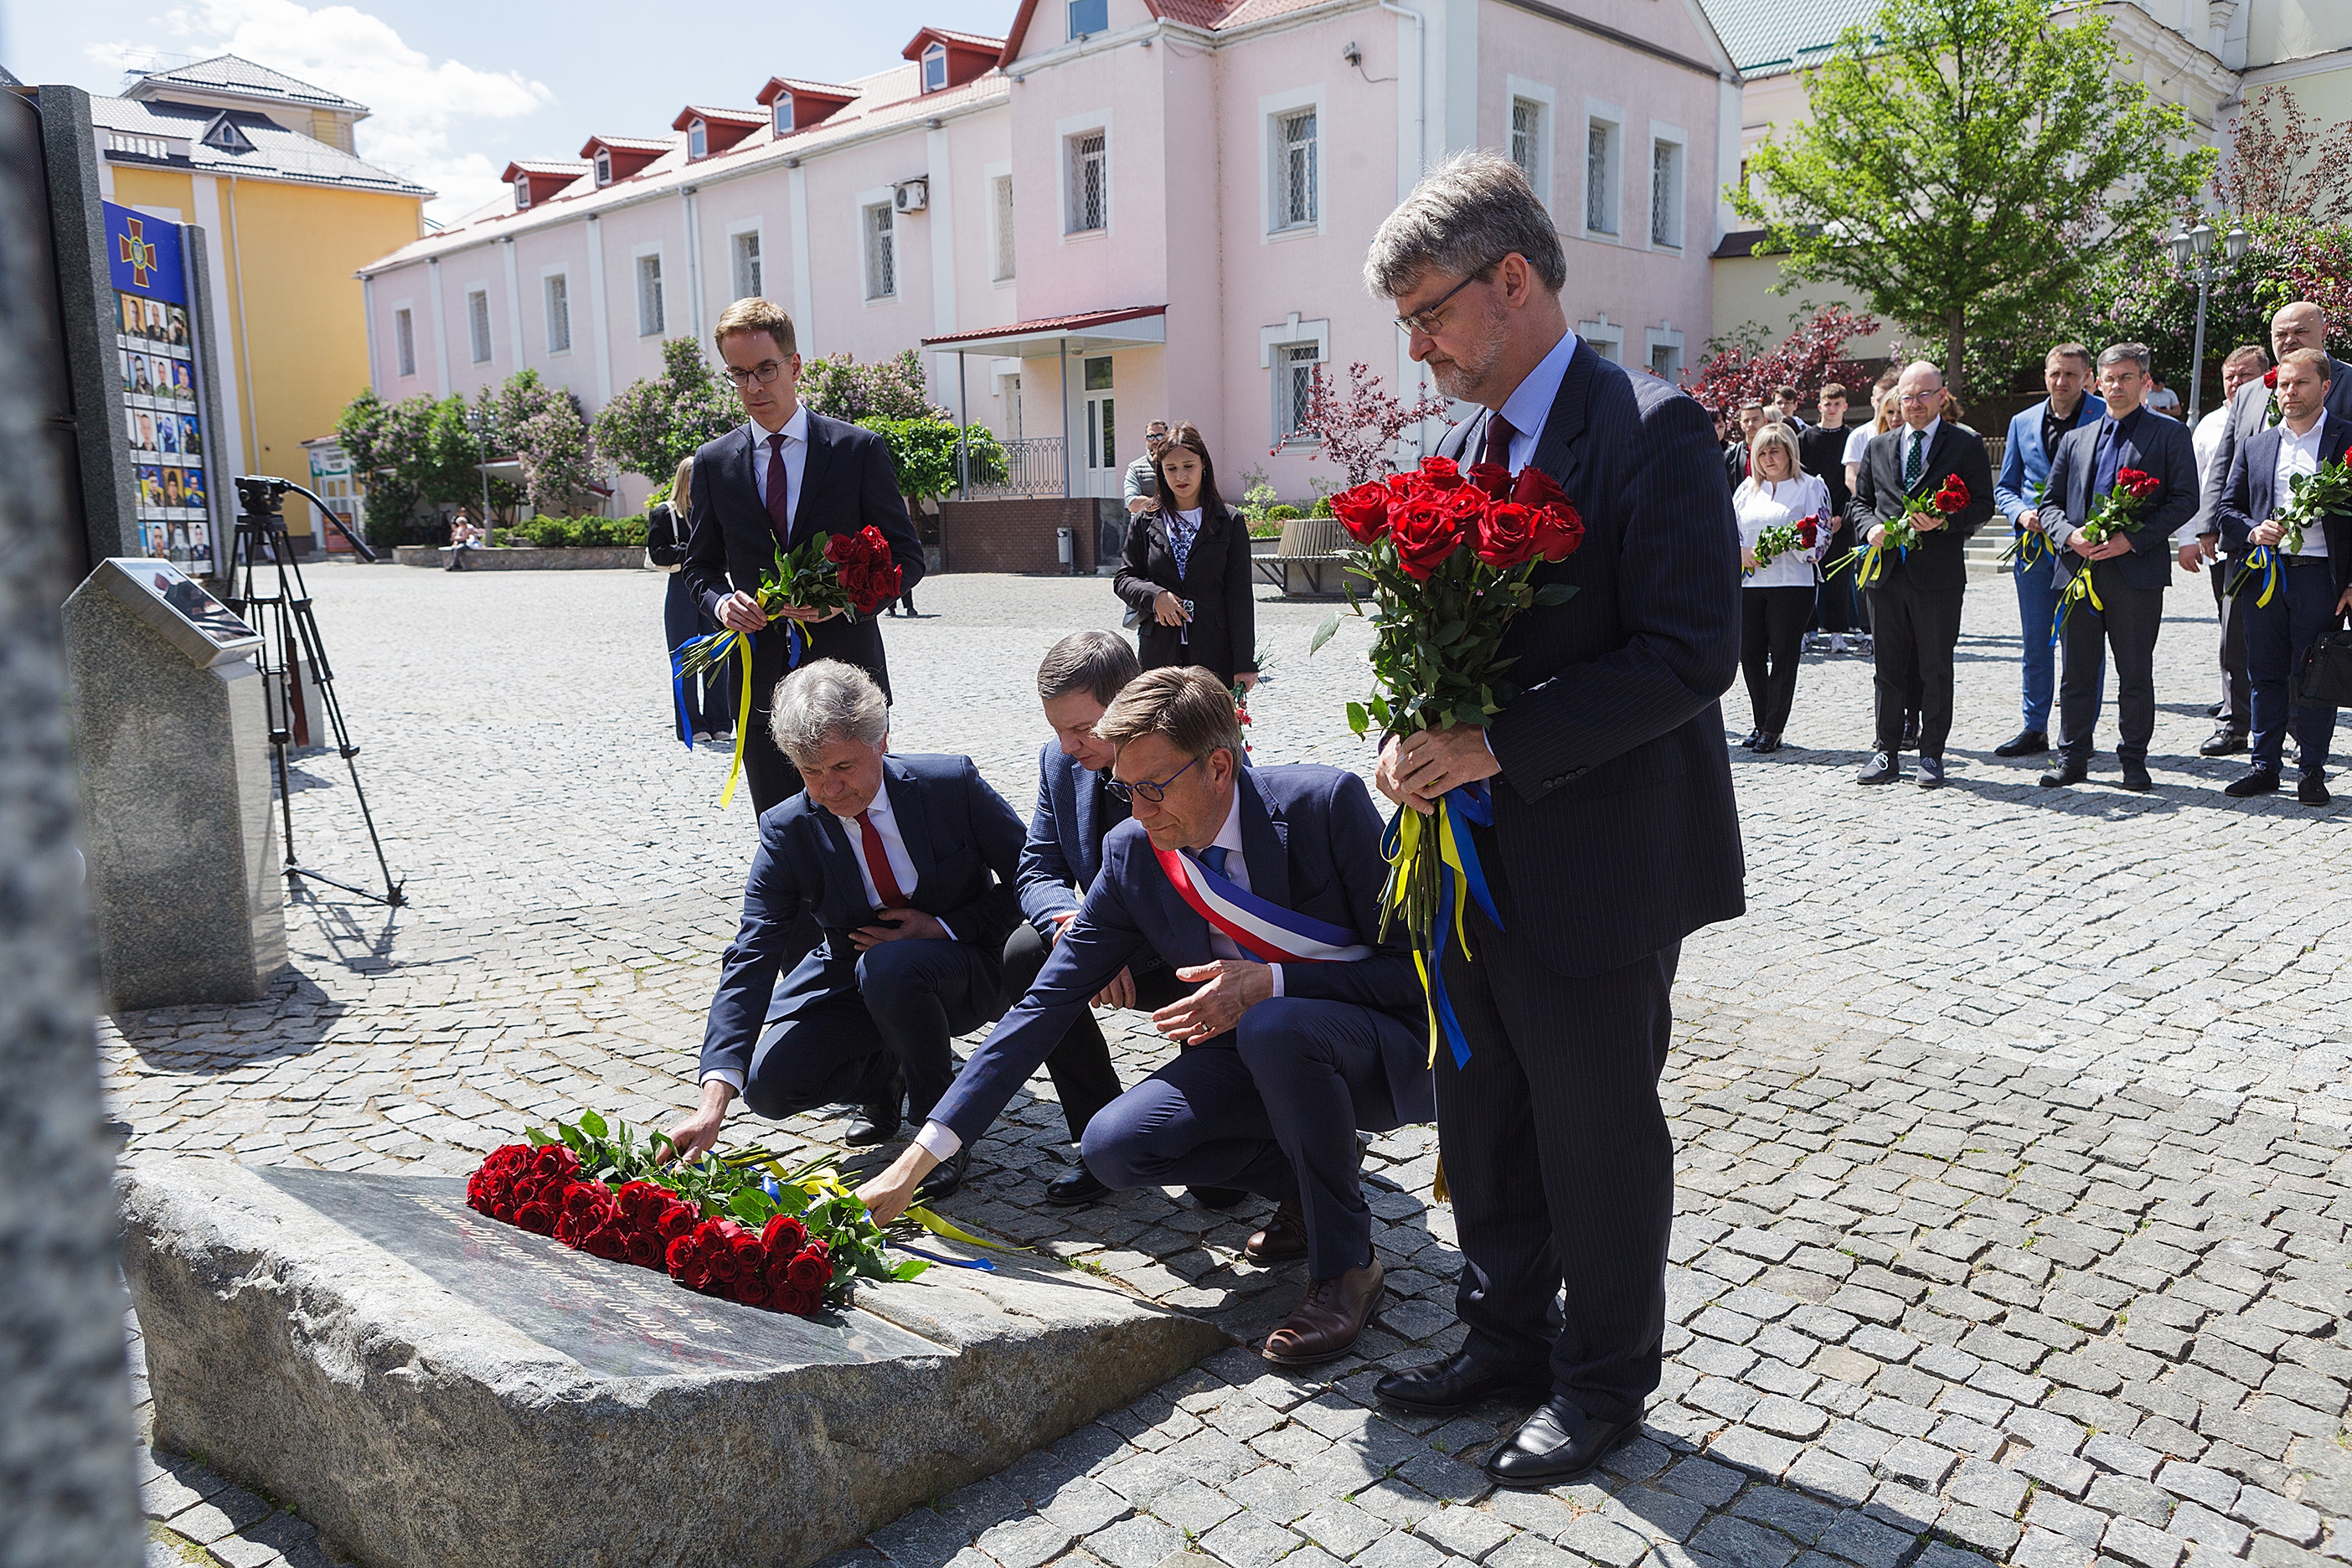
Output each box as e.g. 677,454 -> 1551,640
624,1230 -> 664,1268
658,1203 -> 698,1242
1510,466 -> 1571,510
761,1215 -> 809,1255
1474,502 -> 1540,569
857,524 -> 891,560
2265,369 -> 2279,388
1330,482 -> 1391,544
530,1145 -> 580,1182
1389,498 -> 1462,580
735,1271 -> 772,1308
665,1234 -> 696,1272
823,531 -> 859,565
1933,476 -> 1971,513
785,1252 -> 826,1289
1416,456 -> 1465,491
1530,502 -> 1585,563
583,1224 -> 627,1261
513,1202 -> 557,1236
1464,462 -> 1513,500
1798,521 -> 1819,549
781,1286 -> 821,1318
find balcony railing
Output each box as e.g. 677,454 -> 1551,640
962,436 -> 1067,499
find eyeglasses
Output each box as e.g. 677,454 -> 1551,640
1107,754 -> 1198,803
1394,259 -> 1504,337
723,360 -> 787,388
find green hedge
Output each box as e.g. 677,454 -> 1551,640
513,514 -> 648,548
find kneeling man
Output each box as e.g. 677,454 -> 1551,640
666,660 -> 1025,1202
859,668 -> 1431,1365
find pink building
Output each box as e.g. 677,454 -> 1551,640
355,2 -> 1741,522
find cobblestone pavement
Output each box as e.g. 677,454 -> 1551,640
110,565 -> 2351,1568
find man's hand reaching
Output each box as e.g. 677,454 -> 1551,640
663,1079 -> 735,1164
1152,961 -> 1274,1044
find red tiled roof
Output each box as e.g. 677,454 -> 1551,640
920,25 -> 1008,49
924,305 -> 1167,347
580,133 -> 674,153
501,159 -> 589,178
759,76 -> 859,101
676,105 -> 766,126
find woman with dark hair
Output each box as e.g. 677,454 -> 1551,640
1113,421 -> 1259,689
649,455 -> 735,745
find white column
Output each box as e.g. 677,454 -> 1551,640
584,215 -> 614,405
502,237 -> 525,370
682,188 -> 706,341
362,274 -> 380,391
1714,77 -> 1743,250
427,256 -> 451,395
787,166 -> 815,353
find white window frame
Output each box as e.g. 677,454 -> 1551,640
513,174 -> 531,210
541,268 -> 571,355
594,147 -> 613,187
688,119 -> 708,160
727,220 -> 764,301
1057,111 -> 1112,238
1505,77 -> 1556,212
1648,123 -> 1688,251
393,303 -> 416,378
466,285 -> 493,364
1259,312 -> 1333,443
985,159 -> 1015,283
633,245 -> 666,337
1643,323 -> 1685,381
921,42 -> 948,92
859,191 -> 898,301
1068,0 -> 1108,39
1576,314 -> 1625,364
1583,101 -> 1624,240
1260,86 -> 1325,240
773,94 -> 794,135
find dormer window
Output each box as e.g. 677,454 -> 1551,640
1068,0 -> 1108,39
688,119 -> 707,159
203,115 -> 255,154
921,41 -> 948,92
594,148 -> 612,186
773,95 -> 794,134
513,174 -> 531,209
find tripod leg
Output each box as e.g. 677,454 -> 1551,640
285,566 -> 405,907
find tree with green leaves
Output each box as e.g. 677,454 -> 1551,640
859,418 -> 1008,502
491,371 -> 599,518
1733,0 -> 2212,395
799,348 -> 949,424
591,337 -> 740,480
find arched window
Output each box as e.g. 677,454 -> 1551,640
921,42 -> 947,92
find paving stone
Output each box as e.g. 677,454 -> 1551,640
1416,1506 -> 1514,1562
2017,1447 -> 2100,1499
2164,1502 -> 2251,1555
1936,1505 -> 2023,1557
1611,1488 -> 1712,1545
1356,1531 -> 1453,1568
2101,1519 -> 2187,1568
1943,1460 -> 2029,1519
2087,1475 -> 2178,1529
1557,1515 -> 1651,1568
1690,1518 -> 1801,1568
1816,1511 -> 1918,1568
1876,1441 -> 1959,1494
978,1516 -> 1080,1568
1093,1518 -> 1187,1568
2014,1527 -> 2097,1568
2234,1487 -> 2324,1546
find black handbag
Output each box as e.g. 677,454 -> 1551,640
2299,614 -> 2352,709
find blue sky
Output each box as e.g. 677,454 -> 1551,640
1,0 -> 1021,222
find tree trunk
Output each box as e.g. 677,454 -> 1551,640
1945,312 -> 1968,401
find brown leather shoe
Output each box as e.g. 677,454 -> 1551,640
1246,1197 -> 1308,1261
1261,1259 -> 1384,1366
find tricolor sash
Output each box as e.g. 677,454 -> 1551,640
1153,847 -> 1374,964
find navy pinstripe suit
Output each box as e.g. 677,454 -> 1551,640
1430,342 -> 1746,1421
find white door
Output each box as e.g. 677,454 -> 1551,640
1081,355 -> 1118,498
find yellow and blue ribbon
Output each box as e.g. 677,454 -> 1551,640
670,617 -> 812,809
1383,781 -> 1501,1071
2227,544 -> 2281,609
2051,562 -> 2105,646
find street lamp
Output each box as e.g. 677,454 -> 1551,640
467,400 -> 498,541
2169,217 -> 2251,422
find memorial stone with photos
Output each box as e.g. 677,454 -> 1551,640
107,204 -> 214,570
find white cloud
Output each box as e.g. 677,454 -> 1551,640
90,0 -> 554,220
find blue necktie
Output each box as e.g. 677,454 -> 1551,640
1199,845 -> 1230,879
2092,420 -> 2122,500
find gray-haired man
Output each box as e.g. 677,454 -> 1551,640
665,660 -> 1026,1203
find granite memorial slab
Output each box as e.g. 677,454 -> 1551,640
121,1158 -> 1228,1568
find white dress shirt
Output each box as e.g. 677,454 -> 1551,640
2274,418 -> 2331,558
913,786 -> 1282,1163
749,401 -> 809,533
1895,418 -> 1941,487
1488,330 -> 1583,471
2185,405 -> 2232,544
1734,474 -> 1834,590
1842,422 -> 1877,468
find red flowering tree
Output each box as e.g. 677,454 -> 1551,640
1681,307 -> 1882,424
1274,361 -> 1452,486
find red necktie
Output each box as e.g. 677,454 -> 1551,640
765,432 -> 792,549
855,811 -> 906,908
1482,411 -> 1518,472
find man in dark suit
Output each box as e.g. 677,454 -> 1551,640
682,298 -> 927,817
663,660 -> 1024,1203
2211,348 -> 2352,806
2039,343 -> 2202,792
2193,303 -> 2352,760
1992,346 -> 2107,757
857,668 -> 1430,1366
1847,361 -> 1996,787
1361,152 -> 1745,1488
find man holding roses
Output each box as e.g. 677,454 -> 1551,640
1361,151 -> 1744,1488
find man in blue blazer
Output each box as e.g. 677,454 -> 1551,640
1993,345 -> 2106,756
1363,153 -> 1744,1487
682,299 -> 927,816
2210,348 -> 2352,805
2040,344 -> 2202,792
663,661 -> 1024,1204
859,668 -> 1430,1368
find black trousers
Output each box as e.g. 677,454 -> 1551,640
1867,578 -> 1963,756
1741,586 -> 1813,734
2212,555 -> 2251,730
2057,572 -> 2164,765
1437,908 -> 1679,1423
1815,524 -> 1858,633
998,921 -> 1180,1142
2243,559 -> 2340,776
742,939 -> 999,1126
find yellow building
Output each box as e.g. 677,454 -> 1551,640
92,55 -> 430,547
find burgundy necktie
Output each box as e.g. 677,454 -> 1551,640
1482,411 -> 1518,472
765,431 -> 792,549
856,811 -> 906,909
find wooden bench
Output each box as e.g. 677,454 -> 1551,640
1252,513 -> 1355,597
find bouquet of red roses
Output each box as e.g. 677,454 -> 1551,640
2051,467 -> 2162,641
1828,474 -> 1968,588
1309,456 -> 1583,1065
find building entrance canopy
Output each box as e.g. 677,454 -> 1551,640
926,307 -> 1167,500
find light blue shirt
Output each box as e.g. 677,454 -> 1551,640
1489,330 -> 1584,472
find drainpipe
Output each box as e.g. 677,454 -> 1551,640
1375,1 -> 1426,179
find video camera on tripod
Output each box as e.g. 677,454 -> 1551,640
225,474 -> 405,907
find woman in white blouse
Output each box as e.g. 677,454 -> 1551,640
1735,421 -> 1834,754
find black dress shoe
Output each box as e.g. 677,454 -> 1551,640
2040,759 -> 2088,788
2207,701 -> 2226,719
1857,750 -> 1901,785
1375,1350 -> 1551,1415
1045,1163 -> 1109,1207
2299,775 -> 2331,806
1189,1185 -> 1246,1209
1485,1398 -> 1645,1488
1738,730 -> 1761,749
2226,768 -> 2280,799
1993,730 -> 2049,757
843,1066 -> 905,1147
917,1147 -> 971,1203
2200,726 -> 2248,757
2118,758 -> 2153,792
1753,733 -> 1782,755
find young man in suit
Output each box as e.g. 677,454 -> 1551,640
2210,348 -> 2352,805
1364,152 -> 1745,1487
2193,303 -> 2352,760
663,661 -> 1025,1203
859,668 -> 1430,1365
681,299 -> 927,817
1849,361 -> 1997,788
1992,345 -> 2107,757
2039,344 -> 2202,792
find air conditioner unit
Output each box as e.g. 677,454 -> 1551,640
894,179 -> 930,214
